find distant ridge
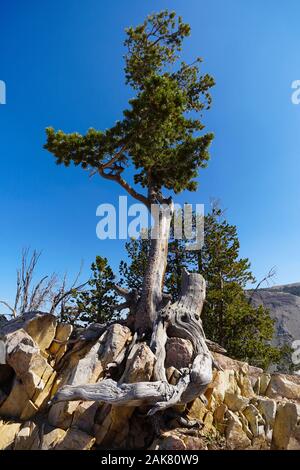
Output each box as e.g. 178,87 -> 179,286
250,283 -> 300,371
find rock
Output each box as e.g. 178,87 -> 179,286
100,324 -> 132,370
259,373 -> 271,395
187,397 -> 207,422
183,436 -> 208,450
165,337 -> 193,369
127,413 -> 154,449
207,393 -> 217,413
271,402 -> 298,449
28,426 -> 64,450
6,330 -> 55,408
266,374 -> 300,401
0,364 -> 14,386
225,410 -> 251,450
202,411 -> 215,435
256,398 -> 276,438
0,390 -> 6,407
251,434 -> 270,450
49,323 -> 73,363
213,353 -> 263,385
20,400 -> 39,420
3,313 -> 300,451
224,392 -> 249,412
253,377 -> 260,394
0,420 -> 21,450
14,421 -> 38,450
71,401 -> 99,435
287,423 -> 300,450
49,324 -> 131,429
95,404 -> 132,448
166,366 -> 181,385
24,313 -> 57,353
95,343 -> 155,447
237,411 -> 253,439
55,428 -> 95,450
39,427 -> 66,450
214,403 -> 228,424
206,369 -> 239,403
242,404 -> 264,437
0,378 -> 30,418
237,372 -> 255,398
0,312 -> 57,356
150,432 -> 187,450
120,343 -> 155,383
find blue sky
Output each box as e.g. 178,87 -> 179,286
1,0 -> 300,306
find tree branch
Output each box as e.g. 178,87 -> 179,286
102,144 -> 127,170
0,301 -> 16,317
99,168 -> 150,208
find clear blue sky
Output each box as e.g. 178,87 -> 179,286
1,0 -> 300,305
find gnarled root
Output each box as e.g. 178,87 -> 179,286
51,270 -> 213,415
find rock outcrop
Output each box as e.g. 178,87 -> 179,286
0,312 -> 300,450
250,283 -> 300,372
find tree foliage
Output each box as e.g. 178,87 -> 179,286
68,256 -> 120,325
120,207 -> 282,369
44,10 -> 214,200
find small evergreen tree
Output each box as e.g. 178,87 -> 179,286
71,256 -> 119,325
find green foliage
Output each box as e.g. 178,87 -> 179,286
120,208 -> 282,369
69,256 -> 119,325
119,238 -> 149,292
44,10 -> 214,195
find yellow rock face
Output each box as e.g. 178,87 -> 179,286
271,402 -> 298,449
49,323 -> 73,364
0,420 -> 21,450
2,313 -> 300,451
0,379 -> 30,418
40,427 -> 66,450
186,397 -> 207,422
55,428 -> 95,450
14,421 -> 38,450
225,410 -> 251,450
25,314 -> 57,353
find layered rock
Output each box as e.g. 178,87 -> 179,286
0,312 -> 300,450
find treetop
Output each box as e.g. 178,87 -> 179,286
45,10 -> 215,202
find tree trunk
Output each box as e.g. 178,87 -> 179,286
135,201 -> 174,334
51,199 -> 215,426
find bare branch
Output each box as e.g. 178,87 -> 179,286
247,266 -> 277,305
112,284 -> 130,297
0,300 -> 16,317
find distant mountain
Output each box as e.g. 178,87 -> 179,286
250,283 -> 300,371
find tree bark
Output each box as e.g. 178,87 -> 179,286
135,201 -> 174,334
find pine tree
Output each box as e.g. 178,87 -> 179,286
44,10 -> 214,333
120,207 -> 282,369
72,256 -> 119,325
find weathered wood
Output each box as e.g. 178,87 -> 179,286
52,270 -> 213,415
150,318 -> 168,382
135,202 -> 174,333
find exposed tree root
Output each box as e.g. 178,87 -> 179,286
52,270 -> 213,415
